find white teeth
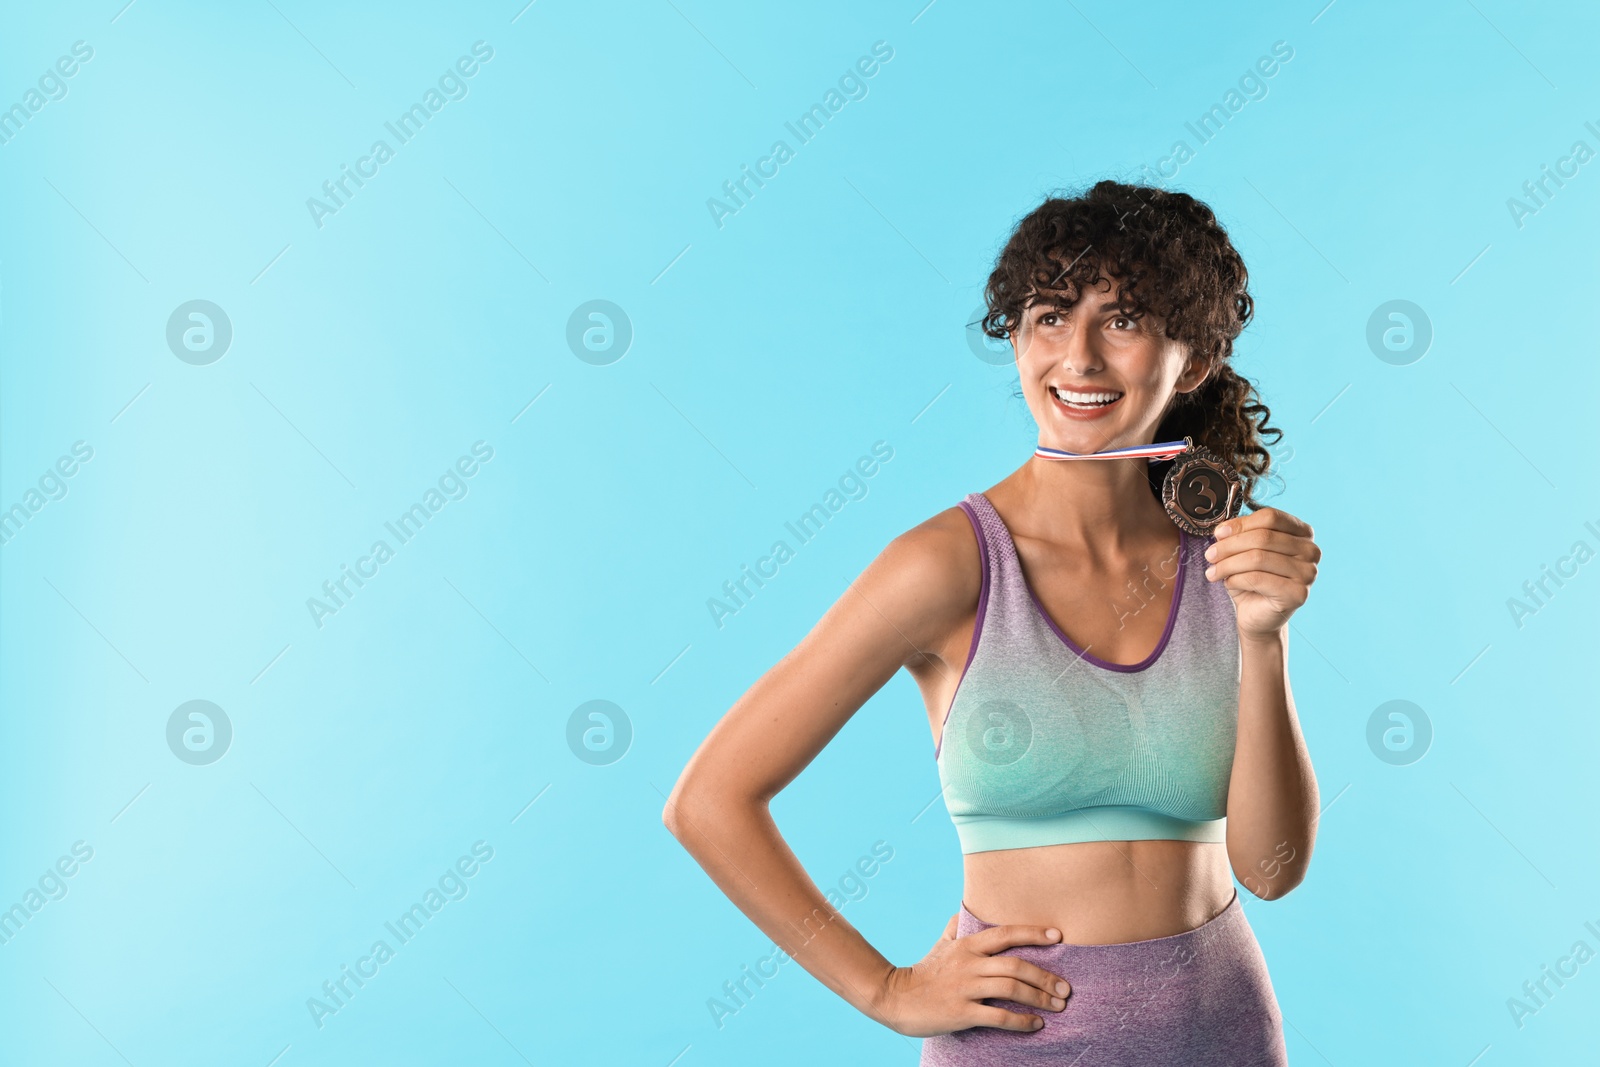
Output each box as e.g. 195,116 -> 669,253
1052,387 -> 1122,406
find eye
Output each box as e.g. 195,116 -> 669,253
1110,315 -> 1136,330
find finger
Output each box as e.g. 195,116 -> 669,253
1219,506 -> 1310,538
941,914 -> 959,941
1206,547 -> 1316,585
972,975 -> 1068,1013
1205,527 -> 1319,565
1221,570 -> 1309,605
976,954 -> 1072,998
966,1004 -> 1048,1033
966,923 -> 1063,955
1216,506 -> 1313,541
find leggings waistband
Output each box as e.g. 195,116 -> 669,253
954,887 -> 1243,964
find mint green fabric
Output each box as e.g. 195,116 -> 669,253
935,494 -> 1241,854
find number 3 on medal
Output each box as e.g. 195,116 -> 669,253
1185,473 -> 1218,517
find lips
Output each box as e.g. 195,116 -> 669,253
1050,385 -> 1124,418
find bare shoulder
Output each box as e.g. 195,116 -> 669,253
887,502 -> 980,580
855,502 -> 983,661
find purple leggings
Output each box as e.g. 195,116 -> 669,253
919,888 -> 1288,1066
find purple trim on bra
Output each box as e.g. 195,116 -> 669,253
967,491 -> 1187,675
1020,527 -> 1187,674
933,499 -> 990,760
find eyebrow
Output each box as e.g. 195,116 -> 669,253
1029,297 -> 1128,316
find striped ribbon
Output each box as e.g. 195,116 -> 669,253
1033,437 -> 1191,463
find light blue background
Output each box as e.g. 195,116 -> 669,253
2,1 -> 1597,1064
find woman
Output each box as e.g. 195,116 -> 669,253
664,180 -> 1321,1064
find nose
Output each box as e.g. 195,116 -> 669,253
1058,318 -> 1101,376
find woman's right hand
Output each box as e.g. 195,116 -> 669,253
873,913 -> 1072,1037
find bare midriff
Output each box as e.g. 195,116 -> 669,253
960,839 -> 1235,944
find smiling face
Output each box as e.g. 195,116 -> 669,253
1011,274 -> 1209,454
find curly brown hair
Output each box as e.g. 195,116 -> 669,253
979,179 -> 1282,511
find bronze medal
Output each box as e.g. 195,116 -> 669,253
1161,438 -> 1242,537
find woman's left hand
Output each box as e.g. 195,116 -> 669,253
1201,507 -> 1321,640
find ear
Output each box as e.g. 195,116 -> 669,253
1173,348 -> 1210,398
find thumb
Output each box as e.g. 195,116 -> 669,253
941,913 -> 959,941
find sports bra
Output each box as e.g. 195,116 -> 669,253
934,492 -> 1241,854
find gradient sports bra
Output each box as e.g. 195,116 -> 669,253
934,492 -> 1241,854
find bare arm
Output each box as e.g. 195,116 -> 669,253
1208,507 -> 1322,899
1226,628 -> 1318,898
664,513 -> 1072,1035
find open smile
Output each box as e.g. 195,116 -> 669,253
1049,385 -> 1124,418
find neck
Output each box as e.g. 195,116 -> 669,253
1007,454 -> 1174,551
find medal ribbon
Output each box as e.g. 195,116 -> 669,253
1034,437 -> 1191,463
